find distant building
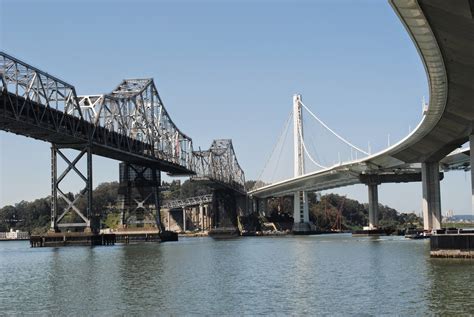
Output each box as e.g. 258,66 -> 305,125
0,229 -> 29,240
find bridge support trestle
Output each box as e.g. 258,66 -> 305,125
50,144 -> 98,233
422,161 -> 442,231
118,163 -> 161,230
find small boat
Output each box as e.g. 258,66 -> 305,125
404,228 -> 429,239
405,232 -> 430,240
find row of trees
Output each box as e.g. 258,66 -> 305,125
0,179 -> 421,233
265,193 -> 422,231
0,180 -> 210,233
0,182 -> 121,234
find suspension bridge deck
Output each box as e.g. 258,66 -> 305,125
250,0 -> 474,199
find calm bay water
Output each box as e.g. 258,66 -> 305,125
1,235 -> 473,315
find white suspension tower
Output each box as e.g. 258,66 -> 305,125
293,94 -> 311,233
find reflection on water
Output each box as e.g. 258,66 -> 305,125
427,258 -> 474,315
0,235 -> 473,315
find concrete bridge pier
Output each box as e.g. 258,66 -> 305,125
209,189 -> 239,230
182,208 -> 187,232
258,198 -> 267,217
292,190 -> 311,233
421,161 -> 442,231
367,182 -> 379,229
251,198 -> 258,215
250,196 -> 269,217
118,163 -> 162,230
205,205 -> 212,230
471,135 -> 474,216
199,204 -> 204,231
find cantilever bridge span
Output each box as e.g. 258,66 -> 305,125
0,53 -> 193,174
0,52 -> 245,233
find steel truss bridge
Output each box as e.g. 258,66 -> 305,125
162,194 -> 213,209
0,52 -> 245,232
192,139 -> 246,194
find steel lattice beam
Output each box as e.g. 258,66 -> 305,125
50,144 -> 98,232
0,52 -> 248,233
192,139 -> 246,193
162,194 -> 213,209
0,52 -> 194,175
77,79 -> 193,171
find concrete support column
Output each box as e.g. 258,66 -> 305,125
422,161 -> 442,231
260,199 -> 266,217
167,210 -> 170,231
199,204 -> 204,231
252,198 -> 257,214
293,191 -> 310,233
182,208 -> 187,232
368,183 -> 379,229
470,135 -> 474,216
293,191 -> 309,223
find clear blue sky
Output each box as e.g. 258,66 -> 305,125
0,0 -> 471,215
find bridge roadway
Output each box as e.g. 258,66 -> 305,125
250,0 -> 474,231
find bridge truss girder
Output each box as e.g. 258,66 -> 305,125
0,52 -> 197,233
77,79 -> 193,171
192,139 -> 245,193
162,194 -> 213,209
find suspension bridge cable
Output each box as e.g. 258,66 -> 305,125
298,122 -> 327,170
300,101 -> 370,156
271,113 -> 292,183
303,116 -> 327,167
253,111 -> 292,189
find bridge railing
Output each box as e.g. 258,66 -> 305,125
192,139 -> 245,191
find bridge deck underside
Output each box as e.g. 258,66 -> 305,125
388,0 -> 474,163
252,169 -> 360,198
191,177 -> 246,195
0,92 -> 193,175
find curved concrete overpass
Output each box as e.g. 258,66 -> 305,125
250,0 -> 474,230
